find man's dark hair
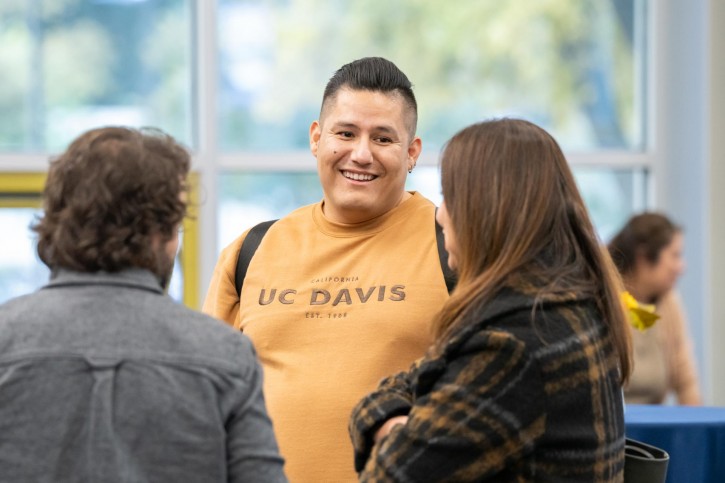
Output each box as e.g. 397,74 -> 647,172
321,57 -> 418,136
33,126 -> 190,275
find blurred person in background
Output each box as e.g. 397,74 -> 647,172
0,127 -> 286,482
608,212 -> 702,405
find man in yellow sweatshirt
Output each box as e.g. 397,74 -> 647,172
203,57 -> 452,482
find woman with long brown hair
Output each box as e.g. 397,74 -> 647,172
349,119 -> 632,482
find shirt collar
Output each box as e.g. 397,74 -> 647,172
44,268 -> 165,295
312,191 -> 429,237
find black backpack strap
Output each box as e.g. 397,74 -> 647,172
235,220 -> 278,296
235,216 -> 455,296
435,211 -> 457,294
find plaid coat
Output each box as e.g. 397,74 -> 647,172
349,289 -> 625,482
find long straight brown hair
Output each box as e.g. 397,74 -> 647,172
436,119 -> 631,383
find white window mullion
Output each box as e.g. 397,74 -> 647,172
195,0 -> 220,293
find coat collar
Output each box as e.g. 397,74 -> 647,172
414,288 -> 594,395
444,288 -> 592,353
44,268 -> 165,295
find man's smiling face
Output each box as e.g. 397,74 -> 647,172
309,87 -> 421,224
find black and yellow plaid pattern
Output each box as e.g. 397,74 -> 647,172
350,289 -> 625,482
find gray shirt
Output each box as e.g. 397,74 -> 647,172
0,269 -> 286,482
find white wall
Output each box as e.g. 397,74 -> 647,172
657,0 -> 725,405
708,0 -> 725,404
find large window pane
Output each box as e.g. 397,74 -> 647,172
0,208 -> 48,303
0,0 -> 193,152
218,0 -> 643,152
572,166 -> 648,242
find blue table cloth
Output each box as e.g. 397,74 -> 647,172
625,404 -> 725,483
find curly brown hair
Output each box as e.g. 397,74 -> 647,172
33,126 -> 190,275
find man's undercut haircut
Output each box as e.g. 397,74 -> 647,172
33,126 -> 190,275
321,57 -> 418,137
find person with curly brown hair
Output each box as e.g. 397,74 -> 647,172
0,127 -> 287,482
